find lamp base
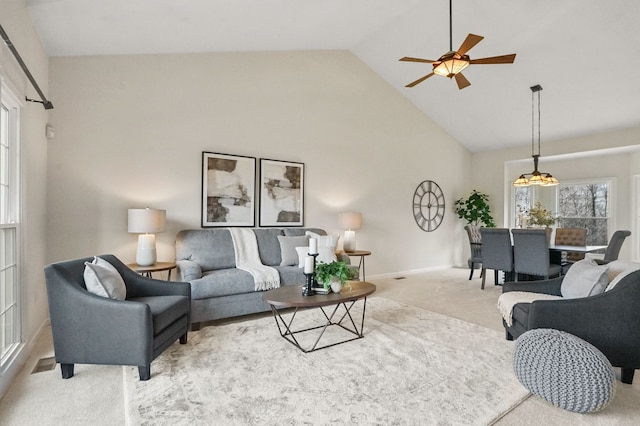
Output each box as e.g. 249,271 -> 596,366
136,234 -> 157,266
343,230 -> 356,253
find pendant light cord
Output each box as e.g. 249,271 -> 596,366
449,0 -> 453,52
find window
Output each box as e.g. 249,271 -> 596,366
0,81 -> 21,368
514,186 -> 532,228
556,181 -> 611,245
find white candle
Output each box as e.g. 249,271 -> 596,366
304,255 -> 314,274
309,238 -> 318,255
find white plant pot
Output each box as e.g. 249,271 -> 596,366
330,278 -> 342,293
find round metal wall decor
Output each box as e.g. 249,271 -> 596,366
412,180 -> 445,232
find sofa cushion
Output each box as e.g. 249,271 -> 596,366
253,228 -> 285,266
176,229 -> 236,271
190,267 -> 304,299
278,235 -> 310,266
284,228 -> 326,237
560,258 -> 609,299
83,258 -> 126,300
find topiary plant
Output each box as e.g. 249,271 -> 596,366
454,190 -> 496,228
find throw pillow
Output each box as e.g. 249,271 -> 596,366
83,257 -> 127,300
295,246 -> 309,268
560,258 -> 609,299
277,235 -> 310,266
604,260 -> 640,291
305,231 -> 339,264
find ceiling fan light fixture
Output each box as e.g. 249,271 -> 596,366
433,52 -> 470,77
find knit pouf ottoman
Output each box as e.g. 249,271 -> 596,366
513,328 -> 616,413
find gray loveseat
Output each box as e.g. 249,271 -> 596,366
176,227 -> 349,328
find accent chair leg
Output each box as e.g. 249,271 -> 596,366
138,365 -> 151,381
494,270 -> 499,285
191,322 -> 202,331
621,368 -> 635,384
481,269 -> 486,289
505,330 -> 514,341
60,363 -> 74,379
180,332 -> 188,344
469,262 -> 475,280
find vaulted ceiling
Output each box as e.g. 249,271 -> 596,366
25,0 -> 640,152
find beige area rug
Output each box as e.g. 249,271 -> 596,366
123,297 -> 529,425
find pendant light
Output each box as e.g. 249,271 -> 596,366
513,85 -> 559,187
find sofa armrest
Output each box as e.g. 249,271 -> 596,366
337,252 -> 351,265
503,276 -> 563,296
176,259 -> 203,281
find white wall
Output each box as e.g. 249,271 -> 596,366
0,0 -> 50,396
48,50 -> 472,276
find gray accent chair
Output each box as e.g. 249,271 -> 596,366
44,254 -> 191,381
502,269 -> 640,384
594,230 -> 631,265
464,225 -> 483,280
512,228 -> 562,281
479,228 -> 513,289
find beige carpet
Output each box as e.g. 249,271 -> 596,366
124,297 -> 529,425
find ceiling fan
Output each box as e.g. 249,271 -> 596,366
399,0 -> 516,90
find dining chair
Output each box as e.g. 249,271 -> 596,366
594,230 -> 631,265
464,225 -> 483,280
512,229 -> 562,281
554,228 -> 587,261
479,228 -> 513,289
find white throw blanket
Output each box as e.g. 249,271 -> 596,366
229,228 -> 280,291
497,291 -> 563,326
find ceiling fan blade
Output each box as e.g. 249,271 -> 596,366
454,73 -> 471,90
457,33 -> 484,56
406,72 -> 435,88
469,54 -> 516,64
399,56 -> 436,63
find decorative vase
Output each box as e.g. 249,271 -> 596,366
330,277 -> 342,293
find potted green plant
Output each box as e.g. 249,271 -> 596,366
454,190 -> 496,227
315,260 -> 354,293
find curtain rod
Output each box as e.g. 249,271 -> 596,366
0,23 -> 53,110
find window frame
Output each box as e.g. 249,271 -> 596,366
0,76 -> 23,372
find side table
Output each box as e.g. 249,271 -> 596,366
127,262 -> 177,281
345,250 -> 371,281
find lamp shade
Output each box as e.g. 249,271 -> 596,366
339,212 -> 363,230
128,208 -> 166,234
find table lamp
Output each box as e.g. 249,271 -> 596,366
128,208 -> 166,266
339,212 -> 362,253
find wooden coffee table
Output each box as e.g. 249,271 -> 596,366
262,281 -> 376,353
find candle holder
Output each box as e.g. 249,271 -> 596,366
302,253 -> 319,296
303,272 -> 315,296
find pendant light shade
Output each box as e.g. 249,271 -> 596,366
512,85 -> 559,187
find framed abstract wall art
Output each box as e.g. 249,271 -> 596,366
201,152 -> 256,227
259,159 -> 304,227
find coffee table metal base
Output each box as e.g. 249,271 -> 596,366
270,297 -> 368,353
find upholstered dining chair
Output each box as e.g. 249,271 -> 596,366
554,228 -> 587,261
594,230 -> 631,265
479,228 -> 513,289
512,229 -> 562,281
44,254 -> 191,381
464,225 -> 483,280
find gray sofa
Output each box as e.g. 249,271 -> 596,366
176,227 -> 349,328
